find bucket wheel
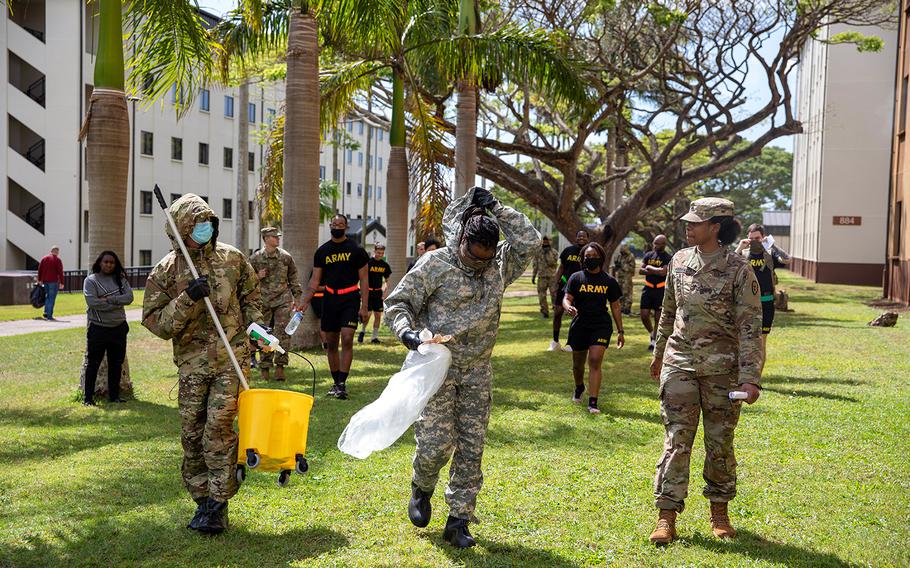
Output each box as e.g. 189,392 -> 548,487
295,454 -> 309,474
246,448 -> 260,469
235,464 -> 246,484
278,470 -> 291,487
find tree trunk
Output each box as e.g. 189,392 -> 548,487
332,129 -> 339,211
454,81 -> 477,199
385,72 -> 408,289
80,351 -> 133,400
283,8 -> 321,348
361,123 -> 372,247
236,79 -> 249,252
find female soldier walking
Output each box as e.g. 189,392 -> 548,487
562,242 -> 624,414
648,198 -> 763,545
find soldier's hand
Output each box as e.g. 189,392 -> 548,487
616,332 -> 625,349
650,358 -> 662,382
401,330 -> 423,350
740,382 -> 761,404
471,187 -> 497,211
564,304 -> 578,317
186,276 -> 210,302
359,306 -> 369,323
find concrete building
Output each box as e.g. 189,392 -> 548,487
761,210 -> 791,253
886,1 -> 910,304
790,23 -> 896,286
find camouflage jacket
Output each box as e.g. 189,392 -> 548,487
532,247 -> 559,279
142,194 -> 263,375
654,246 -> 763,385
249,247 -> 302,308
612,250 -> 636,279
385,188 -> 540,370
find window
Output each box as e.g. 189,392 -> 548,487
357,183 -> 362,197
171,193 -> 181,204
224,95 -> 234,117
200,89 -> 210,112
223,147 -> 233,168
223,198 -> 233,220
378,157 -> 383,171
267,108 -> 276,126
347,121 -> 353,132
140,191 -> 153,215
358,121 -> 364,135
139,250 -> 151,266
346,182 -> 351,195
140,131 -> 153,156
198,142 -> 209,165
358,152 -> 363,166
248,152 -> 255,172
335,168 -> 340,181
379,129 -> 383,142
377,186 -> 382,200
248,102 -> 256,123
367,185 -> 371,198
346,149 -> 352,164
248,200 -> 254,220
171,137 -> 183,161
170,84 -> 182,105
319,166 -> 325,180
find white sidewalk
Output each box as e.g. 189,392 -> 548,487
0,309 -> 143,337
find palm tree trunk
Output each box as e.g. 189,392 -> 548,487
361,123 -> 372,247
386,72 -> 408,288
283,7 -> 321,348
454,0 -> 479,198
236,78 -> 250,252
332,129 -> 339,211
77,0 -> 131,395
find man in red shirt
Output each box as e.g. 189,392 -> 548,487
37,246 -> 65,320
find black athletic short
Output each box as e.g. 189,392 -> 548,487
368,290 -> 384,313
761,300 -> 775,334
640,286 -> 665,310
311,295 -> 324,319
321,293 -> 361,333
567,317 -> 612,351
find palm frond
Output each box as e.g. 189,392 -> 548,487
319,59 -> 390,137
125,0 -> 221,116
258,112 -> 285,226
214,1 -> 291,82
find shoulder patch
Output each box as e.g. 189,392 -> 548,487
751,281 -> 759,296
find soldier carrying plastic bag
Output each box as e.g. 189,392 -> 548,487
383,186 -> 540,548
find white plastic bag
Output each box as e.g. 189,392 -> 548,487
338,330 -> 452,459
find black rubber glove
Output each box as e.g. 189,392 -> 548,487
471,187 -> 497,211
186,276 -> 210,302
401,330 -> 423,351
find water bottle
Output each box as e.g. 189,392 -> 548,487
729,391 -> 749,400
285,311 -> 303,336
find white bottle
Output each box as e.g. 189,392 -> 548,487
285,311 -> 303,336
729,391 -> 749,400
246,322 -> 285,354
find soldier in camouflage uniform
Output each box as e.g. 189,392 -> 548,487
648,197 -> 763,546
385,186 -> 539,548
249,227 -> 302,381
531,236 -> 558,318
142,194 -> 263,535
612,244 -> 636,314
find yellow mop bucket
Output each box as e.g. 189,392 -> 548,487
236,388 -> 314,486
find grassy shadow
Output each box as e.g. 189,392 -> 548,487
421,533 -> 582,568
760,387 -> 858,403
685,530 -> 858,567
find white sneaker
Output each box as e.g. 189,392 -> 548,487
548,340 -> 561,352
561,344 -> 573,352
588,406 -> 601,414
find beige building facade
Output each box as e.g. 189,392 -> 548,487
886,2 -> 910,305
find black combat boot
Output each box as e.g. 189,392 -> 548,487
408,484 -> 432,527
187,496 -> 208,530
197,498 -> 229,535
443,515 -> 476,548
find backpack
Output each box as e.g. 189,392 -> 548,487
30,283 -> 46,308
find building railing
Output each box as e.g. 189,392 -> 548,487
26,76 -> 45,107
25,139 -> 45,171
60,266 -> 153,292
24,202 -> 44,233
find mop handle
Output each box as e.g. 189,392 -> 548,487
153,186 -> 250,391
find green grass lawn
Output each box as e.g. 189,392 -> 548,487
0,290 -> 145,322
0,272 -> 907,567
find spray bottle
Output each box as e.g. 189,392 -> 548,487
246,323 -> 286,354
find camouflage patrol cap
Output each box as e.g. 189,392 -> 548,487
680,197 -> 735,222
261,227 -> 282,238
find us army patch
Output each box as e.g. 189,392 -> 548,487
751,281 -> 759,296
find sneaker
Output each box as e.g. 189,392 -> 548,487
547,340 -> 561,352
371,338 -> 380,344
82,400 -> 97,407
335,383 -> 349,400
588,405 -> 601,414
357,331 -> 365,344
327,384 -> 340,397
561,344 -> 573,352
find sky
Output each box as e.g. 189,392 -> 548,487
199,1 -> 795,152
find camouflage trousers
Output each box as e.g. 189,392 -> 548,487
619,275 -> 634,312
179,371 -> 242,502
413,363 -> 493,521
654,367 -> 742,512
536,275 -> 554,315
259,303 -> 291,368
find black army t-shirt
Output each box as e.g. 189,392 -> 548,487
567,270 -> 622,322
367,258 -> 392,289
749,252 -> 775,298
314,239 -> 369,290
559,245 -> 584,283
642,250 -> 673,287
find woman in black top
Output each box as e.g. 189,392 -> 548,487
563,243 -> 624,414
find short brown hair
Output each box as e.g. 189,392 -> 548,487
747,223 -> 765,236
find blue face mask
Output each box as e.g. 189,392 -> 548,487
190,221 -> 214,245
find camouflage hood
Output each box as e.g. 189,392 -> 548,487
165,193 -> 220,255
442,187 -> 484,251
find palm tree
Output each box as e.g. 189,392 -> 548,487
453,0 -> 479,198
236,78 -> 250,251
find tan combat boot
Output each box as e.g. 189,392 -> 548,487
260,368 -> 270,382
275,366 -> 286,381
710,501 -> 736,539
649,509 -> 677,546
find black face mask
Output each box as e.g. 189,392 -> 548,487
584,257 -> 602,270
330,228 -> 346,239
